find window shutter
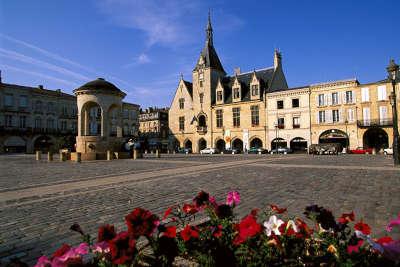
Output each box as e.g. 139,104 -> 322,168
352,91 -> 356,103
326,110 -> 332,123
315,95 -> 319,107
342,91 -> 346,104
338,93 -> 342,104
316,112 -> 320,124
327,94 -> 332,106
339,109 -> 343,123
324,94 -> 328,106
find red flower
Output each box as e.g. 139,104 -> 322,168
295,218 -> 313,238
109,231 -> 136,265
233,215 -> 261,245
98,224 -> 116,242
347,240 -> 363,254
376,236 -> 394,245
52,244 -> 71,258
278,222 -> 296,236
162,207 -> 173,220
338,211 -> 355,224
193,190 -> 209,208
250,208 -> 259,217
212,225 -> 223,238
162,226 -> 177,238
354,221 -> 371,235
125,208 -> 159,238
182,203 -> 198,215
270,204 -> 287,214
180,225 -> 199,242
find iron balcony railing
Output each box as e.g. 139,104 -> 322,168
356,119 -> 393,127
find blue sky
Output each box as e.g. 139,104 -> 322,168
1,0 -> 399,108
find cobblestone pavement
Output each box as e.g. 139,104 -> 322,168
0,153 -> 399,264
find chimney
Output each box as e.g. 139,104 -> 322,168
38,85 -> 44,89
234,67 -> 241,75
274,49 -> 282,70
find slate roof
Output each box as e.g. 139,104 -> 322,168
197,42 -> 226,74
0,82 -> 75,99
74,78 -> 124,95
183,80 -> 193,97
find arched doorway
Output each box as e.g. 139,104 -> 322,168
319,129 -> 348,148
290,137 -> 308,153
363,128 -> 388,151
250,137 -> 263,148
215,139 -> 225,151
198,114 -> 206,127
34,135 -> 54,153
271,138 -> 287,150
198,138 -> 207,151
232,138 -> 243,152
184,139 -> 193,150
4,136 -> 26,153
81,101 -> 102,136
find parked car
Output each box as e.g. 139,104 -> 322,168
349,147 -> 373,154
200,148 -> 218,154
176,147 -> 191,154
308,143 -> 342,155
248,147 -> 268,154
383,147 -> 393,155
222,148 -> 240,154
270,147 -> 292,154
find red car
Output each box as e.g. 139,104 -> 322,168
349,147 -> 373,154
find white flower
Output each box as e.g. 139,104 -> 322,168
264,215 -> 284,236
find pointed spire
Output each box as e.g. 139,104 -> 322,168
206,9 -> 213,46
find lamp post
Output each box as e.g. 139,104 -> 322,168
387,59 -> 400,165
274,122 -> 278,151
345,119 -> 349,149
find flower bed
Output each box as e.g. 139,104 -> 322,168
34,191 -> 400,266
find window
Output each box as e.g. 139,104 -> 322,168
332,110 -> 339,123
318,111 -> 326,123
233,88 -> 240,99
72,107 -> 77,116
345,91 -> 353,104
179,116 -> 185,131
5,115 -> 13,127
362,107 -> 370,125
292,98 -> 299,108
216,109 -> 223,128
47,118 -> 55,129
61,121 -> 67,131
71,122 -> 76,132
318,94 -> 325,106
19,116 -> 26,128
35,117 -> 42,128
232,107 -> 240,127
199,93 -> 204,104
179,98 -> 184,109
251,105 -> 259,126
277,117 -> 284,129
19,96 -> 28,108
277,100 -> 284,109
47,102 -> 54,113
292,117 -> 300,128
123,109 -> 129,119
251,85 -> 259,96
35,101 -> 42,112
332,92 -> 339,105
5,94 -> 13,106
62,106 -> 68,116
217,91 -> 223,102
361,87 -> 370,102
378,85 -> 387,101
347,109 -> 354,122
379,106 -> 387,124
199,81 -> 203,88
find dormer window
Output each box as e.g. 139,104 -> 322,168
217,91 -> 223,102
251,85 -> 259,96
233,88 -> 240,99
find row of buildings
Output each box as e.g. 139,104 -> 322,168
0,76 -> 170,153
168,15 -> 399,153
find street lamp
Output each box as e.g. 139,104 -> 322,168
345,119 -> 349,148
387,59 -> 400,165
274,121 -> 278,151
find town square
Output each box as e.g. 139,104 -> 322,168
1,0 -> 400,266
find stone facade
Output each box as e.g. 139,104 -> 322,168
138,107 -> 169,152
0,78 -> 140,154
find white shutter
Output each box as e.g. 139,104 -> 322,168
347,108 -> 354,122
315,95 -> 319,107
339,109 -> 343,123
337,92 -> 342,104
327,93 -> 332,106
342,91 -> 346,104
326,110 -> 332,123
352,91 -> 356,103
378,85 -> 386,101
379,106 -> 387,124
363,108 -> 370,125
323,94 -> 328,106
316,112 -> 320,124
362,87 -> 369,102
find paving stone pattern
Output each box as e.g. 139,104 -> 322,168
0,153 -> 399,265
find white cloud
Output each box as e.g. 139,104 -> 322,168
95,0 -> 201,46
137,53 -> 151,64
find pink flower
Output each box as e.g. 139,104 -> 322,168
386,213 -> 400,232
52,243 -> 89,267
381,240 -> 400,262
92,241 -> 110,254
226,191 -> 240,206
34,256 -> 51,267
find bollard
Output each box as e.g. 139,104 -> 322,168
133,149 -> 138,160
76,152 -> 82,163
107,150 -> 112,161
47,151 -> 53,161
156,149 -> 160,158
36,150 -> 41,161
258,151 -> 261,155
60,152 -> 66,162
167,150 -> 170,154
173,150 -> 176,154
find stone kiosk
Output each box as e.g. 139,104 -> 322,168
72,78 -> 126,160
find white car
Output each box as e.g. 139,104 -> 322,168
200,148 -> 217,154
383,148 -> 393,155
